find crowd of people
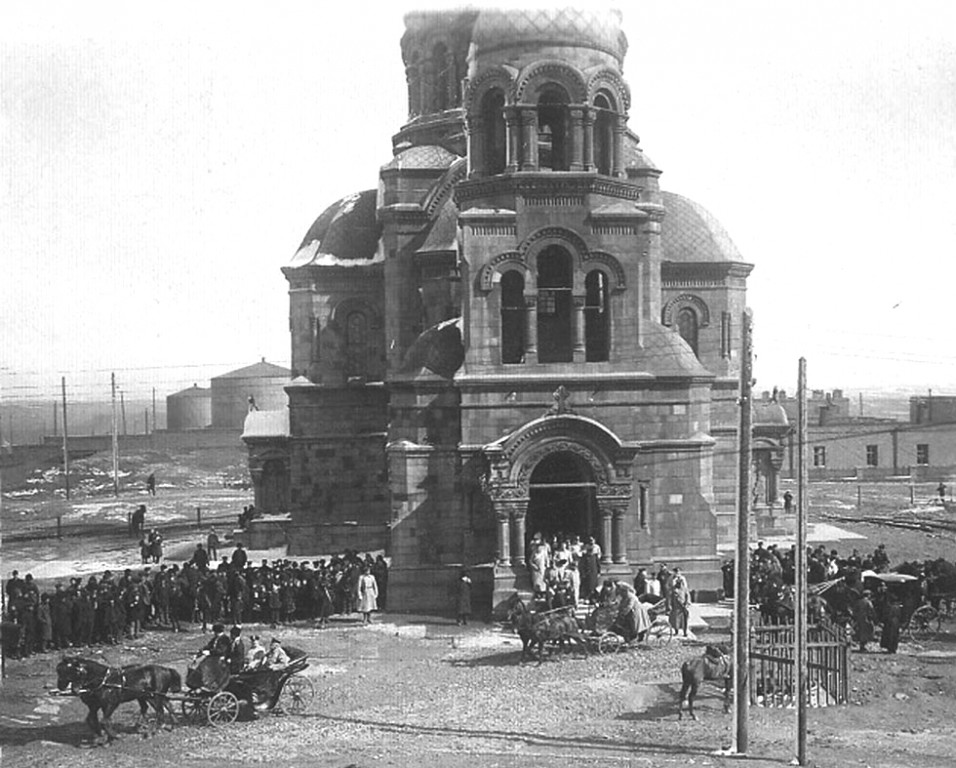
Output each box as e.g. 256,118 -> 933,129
525,530 -> 694,639
1,545 -> 390,661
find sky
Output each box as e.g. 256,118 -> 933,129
2,0 -> 955,408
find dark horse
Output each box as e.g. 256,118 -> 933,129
677,645 -> 733,720
56,656 -> 181,742
505,594 -> 588,663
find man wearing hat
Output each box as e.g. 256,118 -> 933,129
227,626 -> 246,673
199,623 -> 231,658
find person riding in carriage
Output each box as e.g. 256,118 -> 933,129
609,582 -> 651,643
196,622 -> 231,658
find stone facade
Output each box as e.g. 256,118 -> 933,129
246,8 -> 763,614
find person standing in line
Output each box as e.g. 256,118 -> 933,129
357,566 -> 378,624
456,568 -> 472,626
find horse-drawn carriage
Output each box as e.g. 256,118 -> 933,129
55,648 -> 316,741
179,646 -> 315,726
582,597 -> 675,653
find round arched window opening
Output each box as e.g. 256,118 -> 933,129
538,86 -> 570,171
536,246 -> 573,363
500,270 -> 525,364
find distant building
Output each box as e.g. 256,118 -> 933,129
777,391 -> 956,480
166,384 -> 212,432
211,359 -> 290,430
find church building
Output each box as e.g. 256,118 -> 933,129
244,8 -> 768,613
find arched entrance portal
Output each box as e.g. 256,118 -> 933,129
526,452 -> 598,551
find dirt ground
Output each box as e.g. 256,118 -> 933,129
2,459 -> 956,767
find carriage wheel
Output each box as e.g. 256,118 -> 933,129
909,606 -> 940,641
597,632 -> 623,655
278,675 -> 315,715
206,691 -> 240,726
647,620 -> 675,646
179,697 -> 203,724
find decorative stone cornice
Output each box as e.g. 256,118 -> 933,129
454,173 -> 643,205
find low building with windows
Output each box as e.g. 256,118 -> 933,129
245,8 -> 775,612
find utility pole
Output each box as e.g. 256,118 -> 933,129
111,373 -> 119,497
795,358 -> 809,765
120,390 -> 127,436
152,387 -> 157,434
61,377 -> 70,500
734,308 -> 753,754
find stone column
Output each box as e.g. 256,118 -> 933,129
582,107 -> 595,171
600,509 -> 613,564
495,508 -> 512,566
504,106 -> 521,173
524,293 -> 538,362
572,293 -> 586,361
569,106 -> 585,171
512,508 -> 527,566
612,115 -> 626,178
406,65 -> 421,118
467,115 -> 485,179
611,504 -> 627,564
519,107 -> 538,171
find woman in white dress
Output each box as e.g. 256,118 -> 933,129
357,567 -> 379,624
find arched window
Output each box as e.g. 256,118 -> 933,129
500,271 -> 525,364
593,91 -> 616,176
677,307 -> 699,356
433,43 -> 450,111
346,311 -> 368,377
585,270 -> 609,362
537,247 -> 572,362
538,86 -> 570,171
481,88 -> 506,175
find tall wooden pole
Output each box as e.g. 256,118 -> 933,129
734,308 -> 753,754
61,377 -> 70,500
152,387 -> 157,434
795,357 -> 809,765
111,373 -> 119,497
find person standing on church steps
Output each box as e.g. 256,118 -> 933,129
579,536 -> 602,604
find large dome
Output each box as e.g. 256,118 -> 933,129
472,8 -> 627,62
660,191 -> 744,263
289,189 -> 382,267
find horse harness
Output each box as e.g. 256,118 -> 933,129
66,661 -> 129,697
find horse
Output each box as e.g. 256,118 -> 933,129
505,594 -> 589,663
56,656 -> 181,742
677,645 -> 733,720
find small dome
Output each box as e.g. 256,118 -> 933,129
382,144 -> 459,172
754,401 -> 789,427
661,191 -> 743,263
291,190 -> 382,265
472,8 -> 627,62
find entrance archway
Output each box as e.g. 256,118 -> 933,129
525,451 -> 598,552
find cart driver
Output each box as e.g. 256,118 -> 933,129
197,623 -> 231,658
264,637 -> 290,669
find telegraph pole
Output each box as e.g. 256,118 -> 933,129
152,387 -> 157,434
61,377 -> 70,500
111,373 -> 119,497
734,308 -> 753,754
795,358 -> 809,765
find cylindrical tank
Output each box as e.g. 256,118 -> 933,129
210,359 -> 290,429
166,384 -> 212,432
